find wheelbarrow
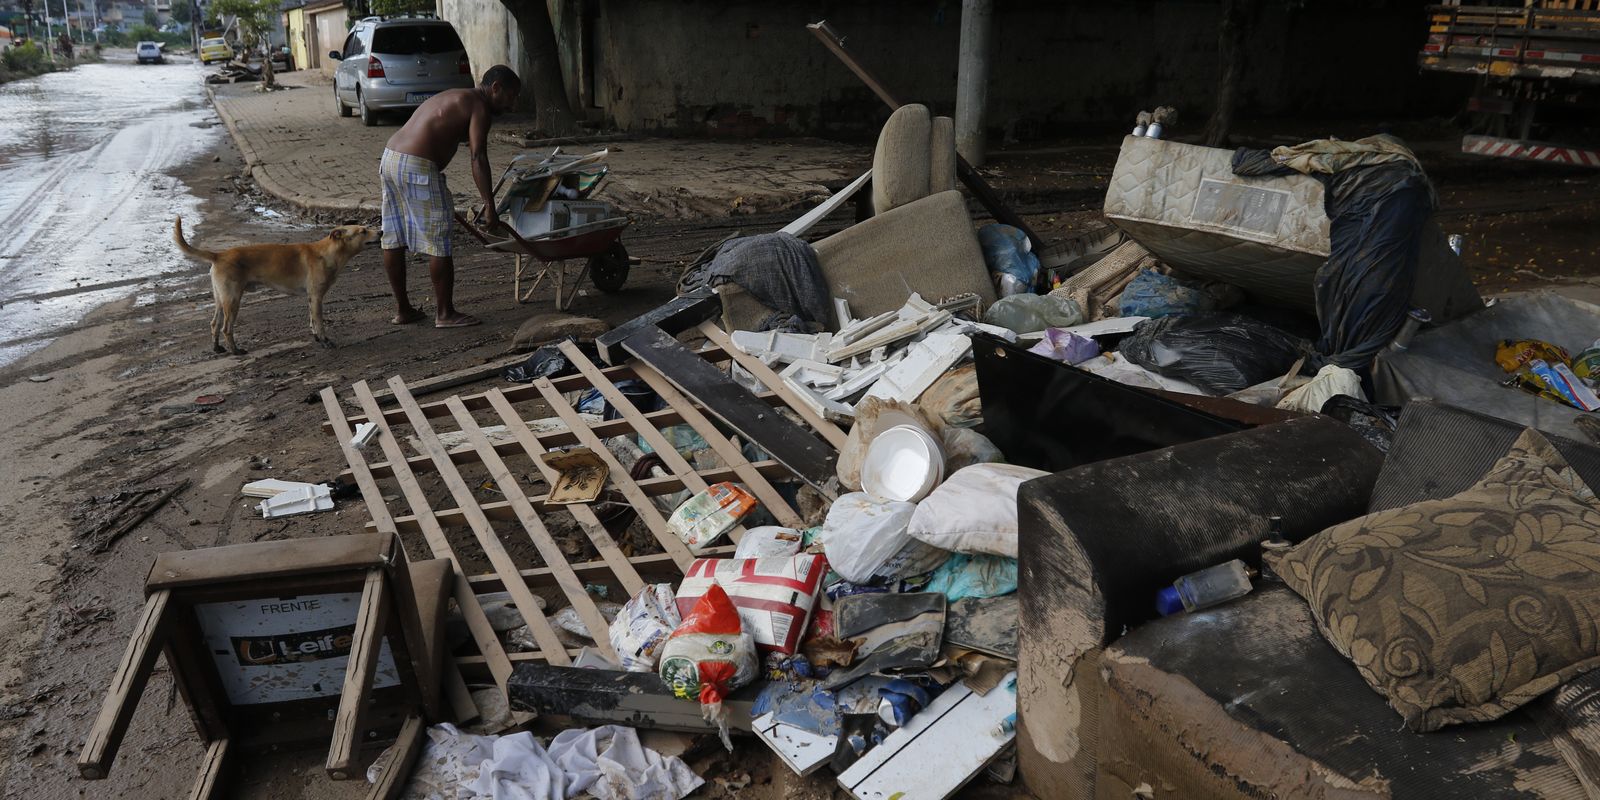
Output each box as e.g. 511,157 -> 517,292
455,213 -> 632,311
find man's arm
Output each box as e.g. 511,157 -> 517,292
467,99 -> 505,233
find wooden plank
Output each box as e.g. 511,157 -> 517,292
464,546 -> 735,593
836,673 -> 1017,800
186,738 -> 230,800
384,377 -> 573,666
78,589 -> 174,779
444,394 -> 623,662
374,461 -> 792,535
364,353 -> 530,407
326,568 -> 390,780
781,169 -> 872,237
366,715 -> 426,800
482,389 -> 646,596
325,346 -> 734,434
595,288 -> 721,366
621,326 -> 839,492
626,352 -> 807,529
342,384 -> 522,690
351,396 -> 790,480
697,321 -> 849,451
532,377 -> 697,569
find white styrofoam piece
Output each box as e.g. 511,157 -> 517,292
350,421 -> 379,449
825,360 -> 890,402
754,712 -> 836,777
837,673 -> 1017,800
785,375 -> 857,423
731,330 -> 834,365
1055,315 -> 1149,338
935,319 -> 1018,343
833,310 -> 898,347
863,334 -> 972,403
781,359 -> 845,389
258,483 -> 334,518
782,169 -> 872,238
241,478 -> 308,499
833,297 -> 855,329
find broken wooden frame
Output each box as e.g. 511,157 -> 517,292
77,534 -> 449,800
320,322 -> 846,696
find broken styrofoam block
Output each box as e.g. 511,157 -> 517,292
833,297 -> 854,329
780,359 -> 845,389
833,310 -> 898,347
241,478 -> 307,499
863,334 -> 972,403
936,319 -> 1019,343
731,329 -> 834,365
824,359 -> 892,403
783,374 -> 857,423
258,482 -> 334,518
350,422 -> 379,449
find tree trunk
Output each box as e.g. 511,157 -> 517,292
261,35 -> 275,88
1203,0 -> 1260,148
503,0 -> 576,135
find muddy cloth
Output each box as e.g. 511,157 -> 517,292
706,233 -> 830,332
1234,136 -> 1435,372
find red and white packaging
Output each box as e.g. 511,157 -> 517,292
674,555 -> 827,656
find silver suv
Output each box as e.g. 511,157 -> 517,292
331,14 -> 472,126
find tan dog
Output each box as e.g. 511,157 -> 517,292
173,217 -> 379,354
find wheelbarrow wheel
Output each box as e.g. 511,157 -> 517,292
588,241 -> 630,293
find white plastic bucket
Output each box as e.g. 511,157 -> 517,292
861,424 -> 945,503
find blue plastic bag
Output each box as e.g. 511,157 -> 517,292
1119,269 -> 1216,319
924,554 -> 1018,602
978,224 -> 1040,296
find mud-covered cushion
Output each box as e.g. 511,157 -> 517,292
1269,427 -> 1600,732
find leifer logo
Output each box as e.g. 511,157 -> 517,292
232,624 -> 356,666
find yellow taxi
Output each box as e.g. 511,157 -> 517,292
199,36 -> 234,65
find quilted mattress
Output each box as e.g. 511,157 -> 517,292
1103,135 -> 1331,312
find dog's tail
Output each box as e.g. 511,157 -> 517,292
173,217 -> 218,262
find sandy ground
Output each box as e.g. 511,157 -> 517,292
1,99 -> 1598,799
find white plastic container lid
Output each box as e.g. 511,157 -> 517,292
862,424 -> 945,503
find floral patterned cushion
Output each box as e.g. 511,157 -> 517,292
1267,427 -> 1600,732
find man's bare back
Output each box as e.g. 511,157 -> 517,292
385,88 -> 485,169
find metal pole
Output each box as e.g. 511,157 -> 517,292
42,1 -> 55,61
955,0 -> 993,166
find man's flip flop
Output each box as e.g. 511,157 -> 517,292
435,316 -> 482,329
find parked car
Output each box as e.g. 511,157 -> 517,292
135,41 -> 162,64
199,36 -> 233,65
331,14 -> 472,127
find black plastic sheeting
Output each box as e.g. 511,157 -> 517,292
1119,313 -> 1314,395
1234,150 -> 1435,372
971,334 -> 1250,472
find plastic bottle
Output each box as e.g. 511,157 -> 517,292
1156,559 -> 1254,615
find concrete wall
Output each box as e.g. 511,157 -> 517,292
442,0 -> 1444,139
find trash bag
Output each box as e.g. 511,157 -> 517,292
504,336 -> 595,383
1026,328 -> 1101,366
1320,395 -> 1400,453
1118,269 -> 1241,319
610,584 -> 681,673
657,584 -> 758,750
923,553 -> 1018,602
981,293 -> 1084,334
1119,313 -> 1313,396
1276,364 -> 1364,413
978,224 -> 1040,296
941,427 -> 1005,474
918,364 -> 982,430
821,493 -> 947,585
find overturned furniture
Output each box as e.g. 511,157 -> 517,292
1095,400 -> 1600,797
320,310 -> 845,706
77,533 -> 452,799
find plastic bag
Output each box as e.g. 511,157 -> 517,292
941,427 -> 1004,474
1119,313 -> 1312,396
732,526 -> 804,560
552,602 -> 624,642
924,553 -> 1018,601
503,336 -> 593,383
609,584 -> 681,673
667,483 -> 759,554
658,584 -> 758,750
978,224 -> 1040,296
981,293 -> 1084,334
1026,328 -> 1101,366
1495,339 -> 1572,374
821,493 -> 947,585
1276,364 -> 1364,413
1520,359 -> 1600,411
918,364 -> 982,430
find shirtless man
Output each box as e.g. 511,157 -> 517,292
379,64 -> 520,327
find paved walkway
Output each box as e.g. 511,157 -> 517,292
209,70 -> 866,219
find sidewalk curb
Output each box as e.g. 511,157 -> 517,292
207,85 -> 381,217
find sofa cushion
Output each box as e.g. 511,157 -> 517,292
1270,427 -> 1600,732
871,104 -> 933,214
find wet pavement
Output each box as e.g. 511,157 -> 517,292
0,55 -> 222,366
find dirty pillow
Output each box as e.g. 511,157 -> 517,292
1267,427 -> 1600,732
906,463 -> 1050,558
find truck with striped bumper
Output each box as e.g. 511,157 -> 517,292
1419,2 -> 1600,167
